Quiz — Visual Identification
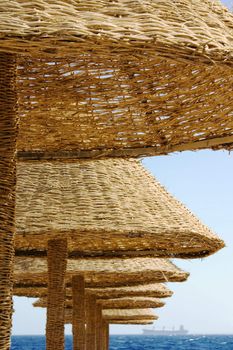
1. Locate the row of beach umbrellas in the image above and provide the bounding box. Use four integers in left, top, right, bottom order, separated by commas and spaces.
0, 0, 233, 349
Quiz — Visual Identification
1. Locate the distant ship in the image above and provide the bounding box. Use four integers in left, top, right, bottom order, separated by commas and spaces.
142, 325, 188, 336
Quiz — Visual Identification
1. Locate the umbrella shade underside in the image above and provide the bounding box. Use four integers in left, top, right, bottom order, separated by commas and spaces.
16, 55, 233, 159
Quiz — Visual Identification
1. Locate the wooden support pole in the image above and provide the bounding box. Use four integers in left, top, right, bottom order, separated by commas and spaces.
102, 322, 109, 350
96, 303, 103, 350
86, 294, 97, 350
106, 323, 109, 350
72, 275, 85, 350
46, 239, 67, 350
0, 53, 18, 350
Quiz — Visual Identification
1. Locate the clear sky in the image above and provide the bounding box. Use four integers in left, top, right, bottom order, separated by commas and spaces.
12, 0, 233, 337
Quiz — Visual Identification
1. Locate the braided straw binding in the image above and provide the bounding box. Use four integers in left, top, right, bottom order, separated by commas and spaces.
72, 275, 85, 350
0, 0, 233, 64
14, 257, 189, 287
34, 296, 165, 309
15, 160, 224, 259
14, 283, 173, 299
46, 239, 67, 350
16, 55, 233, 160
0, 53, 18, 350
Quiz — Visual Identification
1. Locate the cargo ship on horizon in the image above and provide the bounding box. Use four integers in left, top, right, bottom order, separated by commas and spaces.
142, 325, 188, 336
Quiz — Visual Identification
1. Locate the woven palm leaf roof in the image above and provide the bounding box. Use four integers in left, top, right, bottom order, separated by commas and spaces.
33, 296, 165, 309
15, 159, 224, 259
14, 257, 188, 287
14, 283, 172, 299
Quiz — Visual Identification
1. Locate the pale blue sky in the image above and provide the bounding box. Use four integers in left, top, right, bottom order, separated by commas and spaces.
12, 0, 233, 336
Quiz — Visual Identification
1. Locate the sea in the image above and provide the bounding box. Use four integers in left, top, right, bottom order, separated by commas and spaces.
11, 335, 233, 350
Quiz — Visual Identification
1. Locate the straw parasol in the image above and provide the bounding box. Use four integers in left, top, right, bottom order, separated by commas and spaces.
64, 307, 157, 350
15, 158, 211, 350
64, 307, 157, 324
67, 306, 158, 350
33, 296, 165, 310
14, 256, 188, 287
0, 1, 232, 160
14, 155, 224, 350
104, 320, 154, 325
1, 0, 232, 62
15, 257, 181, 350
13, 283, 173, 299
104, 309, 157, 321
15, 159, 224, 259
103, 309, 157, 350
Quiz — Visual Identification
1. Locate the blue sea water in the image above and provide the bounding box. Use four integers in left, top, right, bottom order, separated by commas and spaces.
11, 335, 233, 350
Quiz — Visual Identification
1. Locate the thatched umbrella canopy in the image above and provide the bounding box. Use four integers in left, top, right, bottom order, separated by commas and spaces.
64, 307, 157, 350
33, 284, 162, 350
15, 257, 181, 350
0, 1, 232, 160
14, 257, 188, 287
16, 160, 224, 259
65, 306, 158, 350
104, 320, 154, 325
100, 297, 164, 309
34, 296, 165, 310
104, 309, 157, 322
14, 282, 172, 299
64, 308, 157, 324
15, 158, 212, 350
1, 0, 232, 63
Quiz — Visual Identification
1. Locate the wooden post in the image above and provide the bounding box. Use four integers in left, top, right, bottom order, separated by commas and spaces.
0, 53, 18, 350
86, 294, 97, 350
102, 322, 109, 350
96, 303, 103, 350
46, 239, 67, 350
106, 322, 109, 350
72, 275, 85, 350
